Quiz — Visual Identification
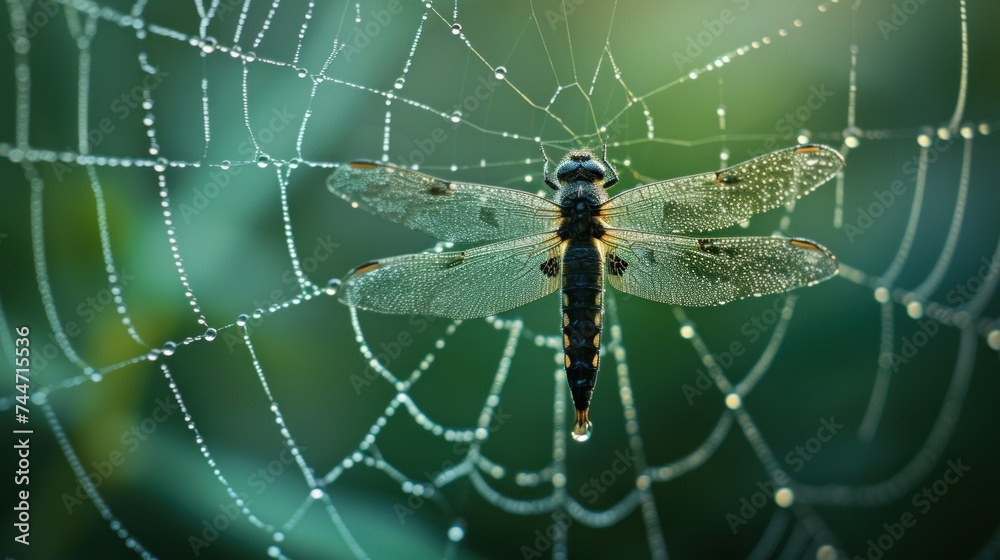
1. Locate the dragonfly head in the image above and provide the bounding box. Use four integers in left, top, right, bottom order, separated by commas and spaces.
554, 150, 614, 189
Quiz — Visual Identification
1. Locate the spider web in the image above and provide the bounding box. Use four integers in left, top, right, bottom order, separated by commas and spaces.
1, 0, 999, 558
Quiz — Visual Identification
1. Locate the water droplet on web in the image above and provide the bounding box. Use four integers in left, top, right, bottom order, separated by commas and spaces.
394, 77, 405, 89
775, 487, 794, 507
960, 123, 974, 139
719, 149, 730, 162
325, 278, 341, 296
978, 122, 991, 135
236, 314, 248, 327
936, 126, 951, 141
679, 322, 695, 339
220, 160, 231, 170
571, 424, 592, 442
229, 45, 242, 58
716, 105, 726, 117
162, 341, 177, 356
494, 66, 507, 80
842, 126, 861, 148
447, 519, 466, 542
450, 110, 462, 123
200, 36, 217, 54
288, 157, 301, 169
296, 67, 308, 79
245, 51, 257, 62
917, 127, 934, 147
153, 157, 168, 172
725, 393, 742, 409
203, 328, 217, 341
257, 154, 270, 167
451, 23, 462, 35
797, 129, 811, 144
987, 329, 1000, 350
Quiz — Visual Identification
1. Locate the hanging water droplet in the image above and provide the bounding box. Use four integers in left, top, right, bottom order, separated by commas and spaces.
296, 67, 308, 79
325, 278, 341, 296
842, 126, 861, 148
288, 157, 301, 169
719, 148, 730, 162
244, 51, 256, 62
716, 105, 726, 117
493, 66, 507, 80
201, 36, 217, 54
257, 154, 270, 167
571, 423, 592, 442
203, 328, 217, 341
394, 77, 405, 89
220, 160, 231, 170
161, 341, 177, 356
230, 45, 242, 58
796, 129, 811, 144
447, 519, 466, 542
450, 22, 462, 35
450, 110, 462, 123
236, 314, 249, 327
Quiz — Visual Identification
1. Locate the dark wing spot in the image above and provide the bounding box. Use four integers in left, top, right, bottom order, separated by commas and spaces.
428, 182, 456, 196
445, 252, 466, 268
480, 207, 500, 227
696, 239, 738, 257
540, 256, 560, 278
715, 171, 741, 185
607, 253, 629, 276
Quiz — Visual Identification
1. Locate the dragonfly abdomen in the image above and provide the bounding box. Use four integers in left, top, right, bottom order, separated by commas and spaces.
561, 238, 604, 442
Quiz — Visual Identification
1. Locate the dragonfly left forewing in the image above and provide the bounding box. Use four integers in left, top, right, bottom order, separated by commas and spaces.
340, 233, 564, 319
603, 144, 844, 234
602, 230, 837, 306
329, 161, 560, 243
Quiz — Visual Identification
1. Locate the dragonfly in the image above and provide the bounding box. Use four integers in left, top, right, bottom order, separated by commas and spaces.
328, 144, 843, 442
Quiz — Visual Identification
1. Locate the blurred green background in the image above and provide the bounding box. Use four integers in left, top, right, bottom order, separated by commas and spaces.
2, 0, 999, 559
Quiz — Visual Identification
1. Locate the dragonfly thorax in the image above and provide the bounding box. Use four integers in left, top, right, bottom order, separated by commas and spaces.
556, 184, 608, 240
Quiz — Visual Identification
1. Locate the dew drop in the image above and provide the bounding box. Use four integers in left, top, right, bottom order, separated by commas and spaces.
325, 278, 341, 296
719, 149, 730, 162
679, 322, 695, 339
843, 126, 861, 148
450, 23, 462, 35
797, 129, 812, 144
296, 67, 308, 79
236, 314, 249, 327
203, 328, 217, 342
200, 36, 217, 54
161, 341, 177, 356
917, 127, 934, 148
447, 519, 466, 542
775, 487, 795, 507
450, 110, 462, 123
493, 66, 507, 80
153, 157, 168, 172
257, 154, 270, 167
394, 77, 405, 89
571, 424, 592, 442
987, 329, 1000, 351
220, 160, 231, 170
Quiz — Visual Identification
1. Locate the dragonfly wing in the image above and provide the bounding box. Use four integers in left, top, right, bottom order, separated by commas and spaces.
340, 233, 564, 319
602, 230, 837, 306
604, 145, 844, 234
329, 161, 561, 243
